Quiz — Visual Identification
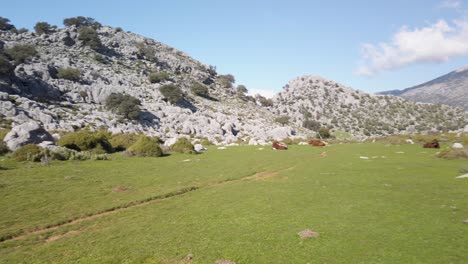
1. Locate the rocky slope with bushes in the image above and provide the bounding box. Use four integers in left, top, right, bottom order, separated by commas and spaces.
0, 17, 466, 151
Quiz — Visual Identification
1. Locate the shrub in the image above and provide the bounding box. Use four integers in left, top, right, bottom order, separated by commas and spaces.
0, 56, 14, 76
236, 85, 248, 94
34, 22, 55, 35
275, 116, 290, 126
4, 45, 38, 64
105, 93, 141, 120
171, 137, 195, 154
190, 82, 209, 97
255, 94, 273, 107
127, 136, 163, 157
437, 148, 468, 160
0, 142, 9, 155
148, 71, 170, 83
318, 127, 331, 139
0, 17, 15, 31
109, 133, 141, 151
12, 144, 43, 162
94, 54, 107, 64
58, 130, 113, 153
218, 74, 235, 88
160, 84, 184, 104
303, 119, 321, 131
78, 27, 102, 50
15, 28, 29, 34
57, 67, 81, 81
135, 42, 156, 61
63, 16, 101, 29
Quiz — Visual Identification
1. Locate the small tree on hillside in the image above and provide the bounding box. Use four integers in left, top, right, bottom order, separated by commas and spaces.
275, 115, 290, 126
303, 119, 321, 131
0, 17, 15, 31
148, 71, 170, 83
105, 93, 141, 120
78, 27, 102, 50
190, 82, 209, 97
63, 16, 101, 29
160, 84, 184, 104
236, 85, 248, 94
57, 67, 81, 82
34, 22, 56, 35
0, 56, 14, 76
218, 74, 235, 88
255, 94, 273, 107
4, 45, 38, 64
318, 127, 331, 139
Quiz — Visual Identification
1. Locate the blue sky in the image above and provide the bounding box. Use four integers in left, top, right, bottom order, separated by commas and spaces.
2, 0, 468, 96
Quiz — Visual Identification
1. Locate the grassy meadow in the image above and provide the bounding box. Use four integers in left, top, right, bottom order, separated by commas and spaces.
0, 143, 467, 263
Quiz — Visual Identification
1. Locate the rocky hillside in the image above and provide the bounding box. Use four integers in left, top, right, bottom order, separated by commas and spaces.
0, 20, 303, 145
271, 76, 467, 137
379, 66, 468, 110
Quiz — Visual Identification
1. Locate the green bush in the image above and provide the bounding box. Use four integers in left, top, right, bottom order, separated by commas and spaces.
0, 142, 9, 155
236, 85, 248, 94
105, 93, 141, 120
12, 144, 43, 162
318, 127, 331, 139
303, 119, 321, 131
255, 94, 273, 107
58, 130, 113, 153
34, 22, 55, 35
63, 16, 101, 29
57, 67, 81, 82
218, 74, 235, 88
0, 56, 13, 76
171, 137, 195, 154
127, 136, 163, 157
94, 54, 107, 64
190, 82, 209, 97
0, 17, 15, 31
78, 27, 102, 50
4, 45, 38, 64
160, 84, 184, 104
148, 71, 170, 83
135, 42, 156, 61
109, 133, 141, 151
275, 116, 290, 126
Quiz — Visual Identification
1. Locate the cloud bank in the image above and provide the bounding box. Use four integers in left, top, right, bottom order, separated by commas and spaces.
357, 19, 468, 76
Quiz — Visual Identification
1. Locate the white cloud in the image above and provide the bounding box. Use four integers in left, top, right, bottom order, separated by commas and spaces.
357, 19, 468, 76
247, 88, 278, 98
440, 0, 462, 9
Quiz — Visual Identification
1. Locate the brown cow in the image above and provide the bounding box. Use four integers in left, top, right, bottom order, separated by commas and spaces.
309, 140, 326, 147
272, 142, 288, 150
423, 139, 440, 149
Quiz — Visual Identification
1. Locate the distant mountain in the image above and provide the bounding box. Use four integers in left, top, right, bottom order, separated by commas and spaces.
379, 66, 468, 110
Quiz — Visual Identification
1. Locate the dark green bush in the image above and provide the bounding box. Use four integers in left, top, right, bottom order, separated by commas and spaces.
148, 71, 169, 83
190, 82, 209, 97
105, 93, 141, 120
303, 119, 321, 131
318, 127, 331, 139
12, 144, 43, 162
135, 42, 156, 61
58, 130, 113, 153
236, 85, 248, 94
275, 116, 290, 126
0, 17, 15, 31
78, 27, 102, 50
160, 84, 184, 104
57, 67, 81, 82
218, 74, 235, 88
0, 56, 14, 76
63, 16, 101, 29
94, 54, 107, 64
0, 142, 9, 155
255, 94, 273, 107
109, 133, 141, 151
171, 137, 195, 154
437, 148, 468, 160
127, 136, 163, 157
34, 22, 55, 35
4, 45, 38, 64
15, 28, 29, 34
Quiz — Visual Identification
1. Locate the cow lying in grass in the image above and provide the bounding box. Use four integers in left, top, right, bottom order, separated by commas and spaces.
272, 142, 288, 150
309, 140, 326, 147
423, 139, 440, 149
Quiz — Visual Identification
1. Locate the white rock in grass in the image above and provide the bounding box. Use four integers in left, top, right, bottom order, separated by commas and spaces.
452, 143, 464, 149
456, 174, 468, 179
359, 156, 369, 159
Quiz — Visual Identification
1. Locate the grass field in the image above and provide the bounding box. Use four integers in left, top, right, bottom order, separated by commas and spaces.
0, 143, 467, 263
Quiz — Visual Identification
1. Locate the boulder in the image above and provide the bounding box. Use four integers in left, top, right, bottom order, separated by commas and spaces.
298, 141, 308, 145
452, 142, 464, 149
3, 121, 53, 151
248, 138, 258, 146
194, 144, 206, 152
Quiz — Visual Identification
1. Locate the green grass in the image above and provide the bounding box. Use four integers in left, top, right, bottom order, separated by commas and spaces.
0, 143, 467, 263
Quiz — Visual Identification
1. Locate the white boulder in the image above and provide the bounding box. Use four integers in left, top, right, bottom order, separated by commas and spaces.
194, 144, 207, 152
3, 121, 53, 151
452, 142, 464, 149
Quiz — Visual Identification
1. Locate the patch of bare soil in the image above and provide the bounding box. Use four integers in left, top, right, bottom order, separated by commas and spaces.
45, 230, 81, 243
112, 187, 129, 192
216, 260, 236, 264
298, 229, 319, 239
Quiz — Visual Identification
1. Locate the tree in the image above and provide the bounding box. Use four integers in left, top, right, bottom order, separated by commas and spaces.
191, 82, 209, 97
57, 67, 81, 82
0, 17, 15, 31
303, 119, 321, 131
78, 27, 102, 50
275, 116, 290, 126
236, 85, 248, 94
255, 94, 273, 107
160, 84, 184, 104
4, 45, 38, 64
105, 93, 141, 120
318, 127, 331, 139
34, 22, 55, 35
218, 74, 235, 88
63, 16, 101, 29
148, 71, 169, 83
